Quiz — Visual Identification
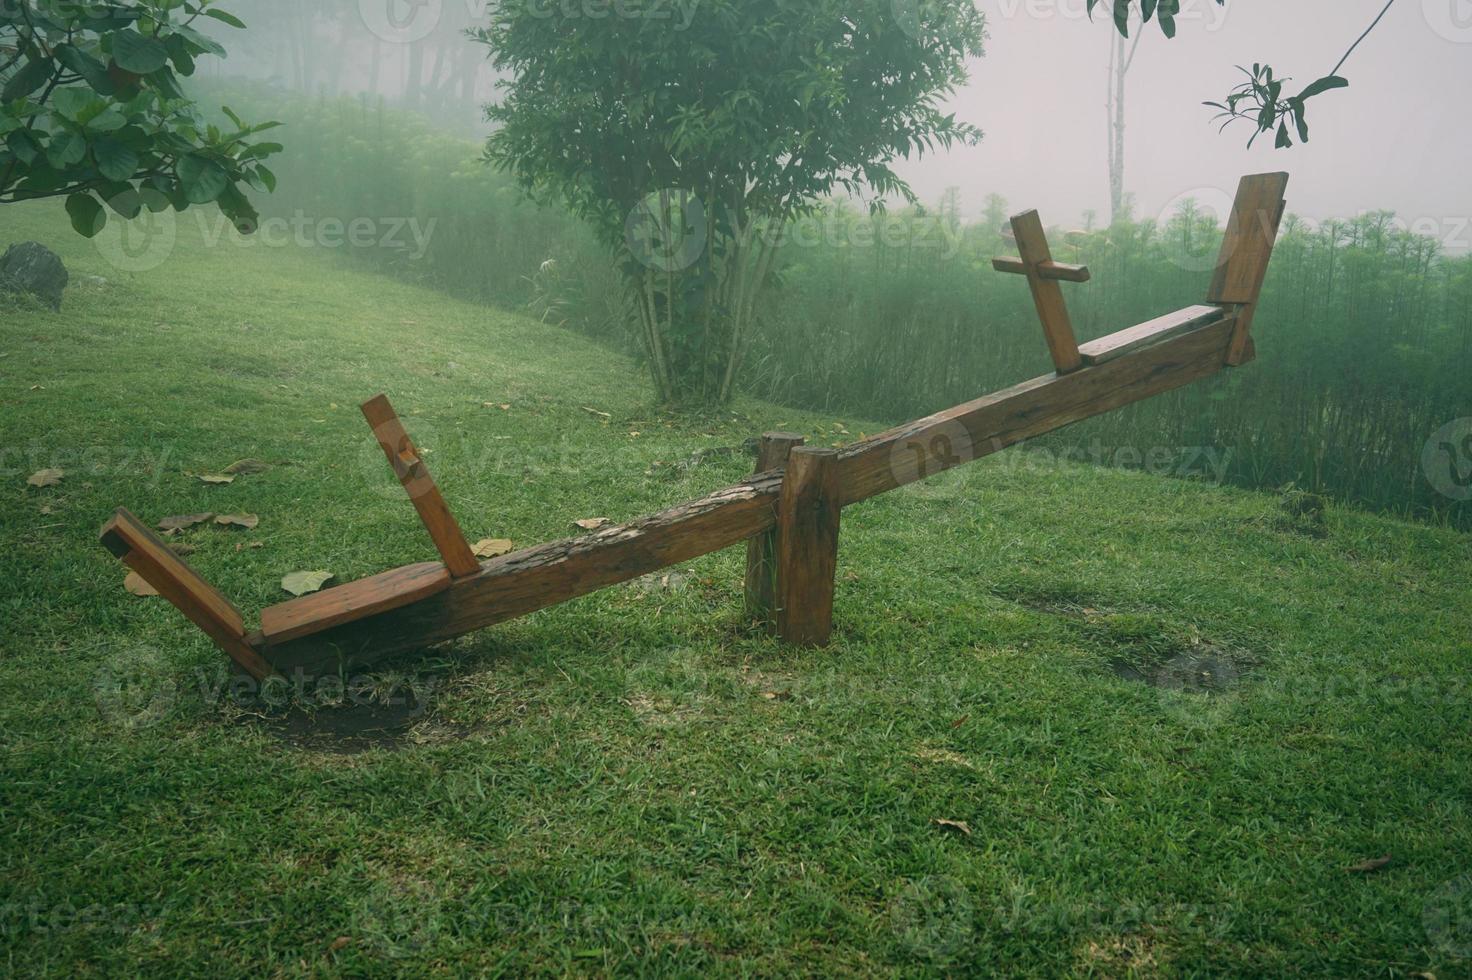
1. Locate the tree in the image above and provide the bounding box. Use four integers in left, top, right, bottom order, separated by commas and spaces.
0, 0, 280, 238
474, 0, 985, 406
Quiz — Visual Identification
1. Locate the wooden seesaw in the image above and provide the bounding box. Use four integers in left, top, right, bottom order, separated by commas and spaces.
100, 173, 1289, 681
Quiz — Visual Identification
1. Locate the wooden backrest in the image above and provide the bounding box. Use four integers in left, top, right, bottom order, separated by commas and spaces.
1207, 172, 1290, 306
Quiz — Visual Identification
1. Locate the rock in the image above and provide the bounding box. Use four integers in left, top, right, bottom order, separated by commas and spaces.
0, 242, 69, 310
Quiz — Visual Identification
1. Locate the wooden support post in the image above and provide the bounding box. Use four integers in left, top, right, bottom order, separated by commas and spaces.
100, 508, 276, 680
361, 394, 482, 579
994, 210, 1085, 374
744, 432, 805, 626
775, 447, 842, 647
1207, 172, 1290, 366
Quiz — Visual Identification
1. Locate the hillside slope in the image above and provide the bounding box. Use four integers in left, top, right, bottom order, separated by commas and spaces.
2, 202, 1469, 977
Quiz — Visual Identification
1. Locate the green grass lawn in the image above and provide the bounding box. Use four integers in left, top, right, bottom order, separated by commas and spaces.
2, 202, 1470, 978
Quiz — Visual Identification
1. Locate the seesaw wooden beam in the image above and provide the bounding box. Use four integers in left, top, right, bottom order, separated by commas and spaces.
260, 310, 1240, 674
836, 311, 1240, 506
263, 471, 790, 675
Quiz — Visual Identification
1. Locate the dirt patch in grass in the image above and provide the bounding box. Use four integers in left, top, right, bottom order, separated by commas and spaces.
252, 694, 438, 754
994, 586, 1257, 694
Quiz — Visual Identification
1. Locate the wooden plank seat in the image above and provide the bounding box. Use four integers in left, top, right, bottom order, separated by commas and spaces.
1077, 304, 1226, 366
259, 561, 454, 647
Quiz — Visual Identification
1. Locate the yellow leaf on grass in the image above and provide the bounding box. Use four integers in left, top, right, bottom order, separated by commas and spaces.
223, 459, 271, 475
124, 571, 158, 597
158, 513, 213, 531
282, 570, 334, 596
574, 518, 611, 531
473, 538, 515, 559
27, 468, 64, 488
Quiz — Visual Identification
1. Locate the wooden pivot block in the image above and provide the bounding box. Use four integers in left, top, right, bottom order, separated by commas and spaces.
775, 447, 842, 648
361, 393, 482, 579
744, 432, 805, 626
100, 508, 275, 680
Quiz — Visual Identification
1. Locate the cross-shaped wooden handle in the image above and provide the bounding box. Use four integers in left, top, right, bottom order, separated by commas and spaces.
993, 210, 1087, 374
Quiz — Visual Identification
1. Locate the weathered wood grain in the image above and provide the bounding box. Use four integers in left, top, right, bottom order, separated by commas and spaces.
836, 314, 1239, 506
744, 433, 805, 625
775, 448, 842, 648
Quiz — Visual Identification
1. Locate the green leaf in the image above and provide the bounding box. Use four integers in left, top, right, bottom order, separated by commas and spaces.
112, 31, 170, 74
177, 153, 228, 203
1298, 74, 1349, 101
94, 137, 141, 182
53, 44, 115, 95
203, 8, 247, 29
2, 57, 53, 103
66, 193, 108, 238
46, 130, 88, 168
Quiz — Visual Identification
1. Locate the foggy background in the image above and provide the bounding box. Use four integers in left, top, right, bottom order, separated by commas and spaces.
212, 0, 1472, 242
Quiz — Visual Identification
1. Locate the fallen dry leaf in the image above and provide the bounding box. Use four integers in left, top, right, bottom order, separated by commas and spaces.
197, 474, 235, 485
223, 458, 271, 475
1347, 855, 1393, 874
215, 514, 260, 530
124, 571, 158, 597
282, 570, 334, 597
473, 538, 515, 559
26, 468, 64, 488
574, 518, 612, 531
158, 513, 213, 531
582, 406, 612, 419
933, 819, 972, 836
329, 936, 352, 953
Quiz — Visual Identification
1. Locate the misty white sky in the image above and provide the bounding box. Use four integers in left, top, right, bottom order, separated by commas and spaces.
896, 0, 1472, 238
